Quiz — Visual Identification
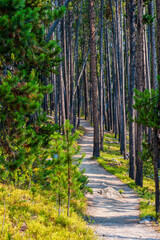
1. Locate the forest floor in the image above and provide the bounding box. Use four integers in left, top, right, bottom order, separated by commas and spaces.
78, 119, 160, 240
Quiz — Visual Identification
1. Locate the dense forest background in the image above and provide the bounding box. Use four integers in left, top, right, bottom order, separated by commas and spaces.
0, 0, 160, 237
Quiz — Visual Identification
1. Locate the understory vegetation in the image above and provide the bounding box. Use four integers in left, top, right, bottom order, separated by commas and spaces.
0, 182, 95, 240
0, 1, 94, 239
0, 120, 94, 239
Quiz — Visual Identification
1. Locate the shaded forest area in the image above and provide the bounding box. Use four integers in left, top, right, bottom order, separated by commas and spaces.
0, 0, 160, 234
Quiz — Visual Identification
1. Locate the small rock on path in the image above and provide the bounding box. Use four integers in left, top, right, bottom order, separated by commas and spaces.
77, 119, 160, 240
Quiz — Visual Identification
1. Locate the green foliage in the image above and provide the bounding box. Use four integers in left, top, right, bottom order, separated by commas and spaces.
143, 13, 154, 25
141, 139, 154, 177
0, 183, 95, 240
0, 0, 62, 177
118, 189, 124, 194
134, 88, 159, 129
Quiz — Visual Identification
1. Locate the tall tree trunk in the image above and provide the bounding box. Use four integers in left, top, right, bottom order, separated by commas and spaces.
105, 29, 113, 131
144, 27, 151, 91
115, 0, 125, 155
69, 10, 74, 125
58, 8, 66, 127
89, 0, 100, 157
100, 0, 104, 151
120, 0, 127, 158
149, 1, 158, 89
136, 0, 143, 187
54, 73, 58, 124
110, 0, 118, 138
152, 129, 160, 216
156, 0, 160, 120
62, 14, 69, 119
154, 0, 160, 215
129, 0, 136, 179
124, 3, 130, 118
50, 73, 53, 115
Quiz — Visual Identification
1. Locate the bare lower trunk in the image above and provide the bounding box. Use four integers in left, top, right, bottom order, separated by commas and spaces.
89, 0, 100, 157
100, 0, 104, 151
152, 129, 160, 215
136, 0, 143, 187
129, 0, 136, 179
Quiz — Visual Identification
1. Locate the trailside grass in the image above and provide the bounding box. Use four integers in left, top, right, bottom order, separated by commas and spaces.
97, 132, 157, 221
0, 183, 95, 240
0, 127, 95, 240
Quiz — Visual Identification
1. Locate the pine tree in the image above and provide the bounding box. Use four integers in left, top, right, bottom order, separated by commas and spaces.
0, 0, 61, 179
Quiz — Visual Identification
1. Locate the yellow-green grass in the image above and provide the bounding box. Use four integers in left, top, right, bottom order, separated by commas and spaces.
97, 132, 157, 221
0, 184, 95, 240
76, 126, 86, 138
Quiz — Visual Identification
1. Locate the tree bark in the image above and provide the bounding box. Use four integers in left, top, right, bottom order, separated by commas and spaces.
136, 0, 143, 187
129, 0, 136, 179
89, 0, 100, 157
152, 129, 160, 215
100, 0, 104, 151
149, 1, 158, 89
68, 10, 74, 125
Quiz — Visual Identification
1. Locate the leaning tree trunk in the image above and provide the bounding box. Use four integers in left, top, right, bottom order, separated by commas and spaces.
82, 24, 89, 120
89, 0, 100, 157
115, 0, 126, 156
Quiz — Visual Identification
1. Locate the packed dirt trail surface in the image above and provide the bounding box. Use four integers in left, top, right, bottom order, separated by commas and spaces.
77, 119, 160, 240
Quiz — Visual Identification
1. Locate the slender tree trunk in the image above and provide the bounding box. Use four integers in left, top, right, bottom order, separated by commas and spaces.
149, 1, 158, 89
50, 73, 54, 115
115, 0, 125, 155
156, 0, 160, 119
54, 73, 58, 124
136, 0, 144, 187
124, 6, 130, 119
84, 66, 89, 120
58, 13, 66, 126
100, 0, 104, 151
62, 14, 69, 119
110, 0, 118, 138
68, 11, 74, 125
89, 0, 100, 157
106, 29, 113, 131
154, 0, 160, 215
129, 0, 136, 179
152, 129, 160, 215
120, 0, 127, 158
144, 28, 151, 91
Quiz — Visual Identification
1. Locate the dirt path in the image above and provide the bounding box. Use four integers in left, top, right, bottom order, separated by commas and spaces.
78, 119, 160, 240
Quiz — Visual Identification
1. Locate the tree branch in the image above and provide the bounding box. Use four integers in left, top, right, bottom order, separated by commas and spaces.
73, 49, 90, 97
45, 0, 73, 43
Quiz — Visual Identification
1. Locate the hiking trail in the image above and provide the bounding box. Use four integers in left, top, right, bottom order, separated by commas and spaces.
77, 119, 160, 240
